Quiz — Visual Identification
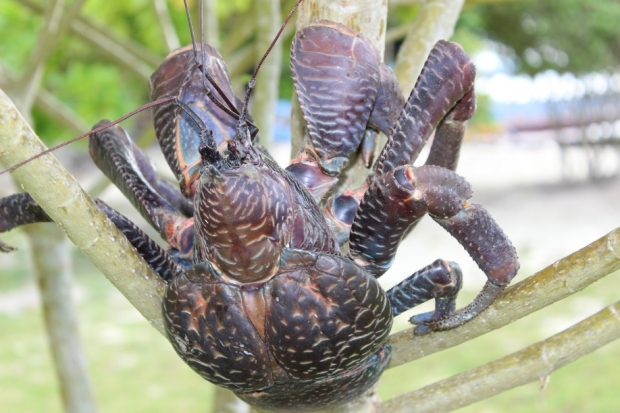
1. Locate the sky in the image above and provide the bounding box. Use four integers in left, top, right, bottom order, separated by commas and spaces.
473, 49, 620, 105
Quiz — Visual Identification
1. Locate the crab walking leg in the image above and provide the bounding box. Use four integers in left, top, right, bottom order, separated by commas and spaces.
89, 121, 195, 255
0, 192, 52, 232
349, 164, 519, 330
374, 40, 476, 175
424, 88, 476, 171
349, 165, 472, 277
0, 192, 52, 251
423, 203, 519, 330
322, 41, 476, 243
386, 259, 463, 319
0, 193, 187, 278
95, 200, 186, 279
399, 86, 478, 238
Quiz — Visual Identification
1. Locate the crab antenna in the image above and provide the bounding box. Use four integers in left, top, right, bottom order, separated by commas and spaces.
194, 0, 239, 115
0, 96, 177, 176
195, 0, 237, 115
182, 0, 198, 56
200, 0, 204, 47
182, 0, 239, 119
237, 0, 303, 133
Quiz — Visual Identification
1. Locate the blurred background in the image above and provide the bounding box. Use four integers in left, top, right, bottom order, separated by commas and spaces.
1, 0, 620, 412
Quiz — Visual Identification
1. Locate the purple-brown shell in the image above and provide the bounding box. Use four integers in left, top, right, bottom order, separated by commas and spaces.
291, 21, 382, 174
163, 249, 392, 411
149, 44, 239, 197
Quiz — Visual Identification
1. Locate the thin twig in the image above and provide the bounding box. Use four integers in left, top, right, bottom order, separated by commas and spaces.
219, 0, 297, 58
153, 0, 181, 52
379, 299, 620, 412
18, 0, 159, 79
35, 89, 90, 134
17, 0, 88, 92
387, 227, 620, 368
385, 23, 411, 44
0, 63, 89, 135
201, 0, 219, 48
252, 0, 282, 147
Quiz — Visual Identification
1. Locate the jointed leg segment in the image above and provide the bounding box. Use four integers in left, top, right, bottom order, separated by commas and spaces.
89, 121, 195, 256
387, 259, 463, 333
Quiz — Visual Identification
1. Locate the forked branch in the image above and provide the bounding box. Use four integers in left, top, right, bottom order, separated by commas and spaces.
379, 299, 620, 412
387, 227, 620, 367
0, 88, 167, 335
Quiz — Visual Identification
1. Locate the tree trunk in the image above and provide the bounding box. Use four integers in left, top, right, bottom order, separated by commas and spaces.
25, 223, 98, 413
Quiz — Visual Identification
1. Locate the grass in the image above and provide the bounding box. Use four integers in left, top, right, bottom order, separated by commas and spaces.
0, 233, 215, 413
1, 231, 619, 412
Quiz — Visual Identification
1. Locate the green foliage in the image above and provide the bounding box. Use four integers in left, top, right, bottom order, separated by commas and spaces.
464, 0, 620, 75
0, 3, 40, 71
4, 0, 619, 148
0, 1, 169, 144
389, 4, 420, 26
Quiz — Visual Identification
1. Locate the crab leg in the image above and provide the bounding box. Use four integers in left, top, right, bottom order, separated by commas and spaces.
95, 200, 186, 279
89, 121, 195, 256
0, 192, 51, 252
374, 41, 476, 176
323, 40, 476, 244
0, 192, 187, 279
348, 165, 519, 330
1, 191, 190, 278
386, 259, 462, 323
424, 88, 476, 171
0, 192, 52, 233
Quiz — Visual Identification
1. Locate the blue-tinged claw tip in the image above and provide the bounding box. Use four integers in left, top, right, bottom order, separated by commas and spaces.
410, 311, 435, 325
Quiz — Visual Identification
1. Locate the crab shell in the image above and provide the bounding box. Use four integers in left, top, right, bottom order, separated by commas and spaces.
163, 248, 392, 411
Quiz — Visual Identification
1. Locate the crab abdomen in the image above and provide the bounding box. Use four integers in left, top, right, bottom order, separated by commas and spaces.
163, 249, 392, 409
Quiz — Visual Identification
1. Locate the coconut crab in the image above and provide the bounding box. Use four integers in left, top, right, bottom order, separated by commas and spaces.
0, 7, 519, 413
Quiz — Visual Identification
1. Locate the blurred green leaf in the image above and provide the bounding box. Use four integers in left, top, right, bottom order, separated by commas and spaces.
462, 0, 620, 75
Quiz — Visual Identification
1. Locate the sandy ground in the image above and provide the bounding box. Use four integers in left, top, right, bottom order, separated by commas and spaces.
1, 140, 619, 320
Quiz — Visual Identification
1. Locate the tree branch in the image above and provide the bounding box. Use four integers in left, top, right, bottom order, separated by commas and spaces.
379, 299, 620, 412
393, 0, 465, 94
25, 223, 98, 413
387, 227, 620, 368
0, 88, 167, 335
